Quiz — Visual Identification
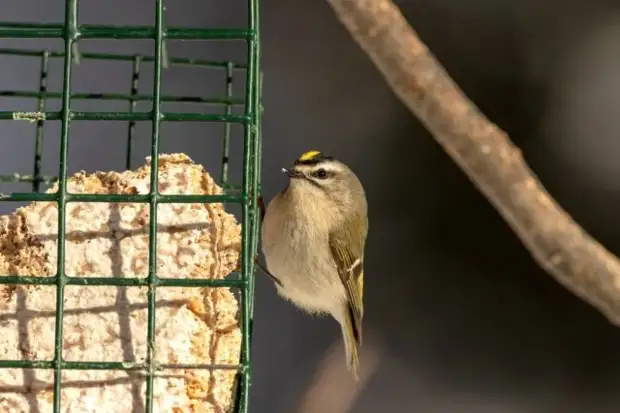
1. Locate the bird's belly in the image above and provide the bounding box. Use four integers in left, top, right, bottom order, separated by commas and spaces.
264, 239, 345, 315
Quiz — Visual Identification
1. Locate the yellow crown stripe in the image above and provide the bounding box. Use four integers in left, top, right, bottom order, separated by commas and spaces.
298, 150, 322, 162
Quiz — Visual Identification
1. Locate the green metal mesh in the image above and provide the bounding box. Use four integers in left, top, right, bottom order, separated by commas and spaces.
0, 1, 261, 412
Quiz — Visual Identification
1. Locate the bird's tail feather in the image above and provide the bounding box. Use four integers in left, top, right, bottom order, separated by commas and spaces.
340, 306, 361, 381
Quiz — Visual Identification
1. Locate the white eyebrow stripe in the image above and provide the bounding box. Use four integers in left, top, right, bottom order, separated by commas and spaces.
320, 164, 341, 173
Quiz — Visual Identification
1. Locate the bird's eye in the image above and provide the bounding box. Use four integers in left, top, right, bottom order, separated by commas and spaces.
315, 169, 328, 179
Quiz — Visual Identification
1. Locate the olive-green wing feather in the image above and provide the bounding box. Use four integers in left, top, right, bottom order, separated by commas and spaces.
329, 213, 368, 345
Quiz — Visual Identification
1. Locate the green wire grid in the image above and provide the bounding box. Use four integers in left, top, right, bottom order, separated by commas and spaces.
0, 0, 261, 412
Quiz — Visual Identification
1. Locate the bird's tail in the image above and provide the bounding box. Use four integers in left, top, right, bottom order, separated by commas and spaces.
339, 305, 361, 381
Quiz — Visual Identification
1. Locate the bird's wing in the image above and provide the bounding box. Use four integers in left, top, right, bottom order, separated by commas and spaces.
329, 213, 368, 344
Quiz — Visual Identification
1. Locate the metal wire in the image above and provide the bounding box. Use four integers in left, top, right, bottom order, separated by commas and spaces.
0, 0, 260, 411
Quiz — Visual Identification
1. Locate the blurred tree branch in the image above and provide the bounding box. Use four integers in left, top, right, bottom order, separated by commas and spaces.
296, 336, 383, 413
325, 0, 620, 324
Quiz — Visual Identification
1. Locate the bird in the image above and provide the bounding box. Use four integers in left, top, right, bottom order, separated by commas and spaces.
260, 150, 368, 379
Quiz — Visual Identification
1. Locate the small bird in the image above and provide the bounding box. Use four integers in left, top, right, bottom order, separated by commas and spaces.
261, 150, 368, 379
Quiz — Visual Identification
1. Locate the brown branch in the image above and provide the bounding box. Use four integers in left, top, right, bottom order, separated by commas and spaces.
295, 336, 382, 413
325, 0, 620, 324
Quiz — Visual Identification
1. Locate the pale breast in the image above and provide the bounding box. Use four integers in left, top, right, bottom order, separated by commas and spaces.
261, 194, 346, 314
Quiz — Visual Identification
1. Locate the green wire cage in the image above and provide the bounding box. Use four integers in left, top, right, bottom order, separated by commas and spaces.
0, 0, 261, 412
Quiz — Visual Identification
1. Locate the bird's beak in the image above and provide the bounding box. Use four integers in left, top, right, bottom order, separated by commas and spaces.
282, 168, 303, 179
